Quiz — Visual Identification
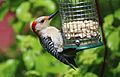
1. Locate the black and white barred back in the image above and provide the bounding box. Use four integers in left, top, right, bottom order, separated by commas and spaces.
39, 36, 68, 63
39, 36, 77, 69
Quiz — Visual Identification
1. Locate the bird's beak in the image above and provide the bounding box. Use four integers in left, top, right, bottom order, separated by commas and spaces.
48, 10, 59, 20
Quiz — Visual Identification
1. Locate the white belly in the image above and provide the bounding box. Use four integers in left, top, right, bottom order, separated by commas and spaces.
40, 27, 63, 52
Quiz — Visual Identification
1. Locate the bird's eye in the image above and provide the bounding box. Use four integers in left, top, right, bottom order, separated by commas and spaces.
40, 20, 45, 23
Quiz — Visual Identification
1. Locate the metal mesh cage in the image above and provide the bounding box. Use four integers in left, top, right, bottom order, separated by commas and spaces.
57, 0, 103, 50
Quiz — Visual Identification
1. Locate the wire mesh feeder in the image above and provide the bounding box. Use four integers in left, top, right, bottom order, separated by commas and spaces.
57, 0, 103, 51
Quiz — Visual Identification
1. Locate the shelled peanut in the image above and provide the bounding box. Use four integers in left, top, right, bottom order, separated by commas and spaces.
62, 20, 100, 39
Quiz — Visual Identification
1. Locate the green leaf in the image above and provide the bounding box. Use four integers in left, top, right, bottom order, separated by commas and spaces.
6, 0, 23, 12
104, 14, 114, 25
84, 72, 98, 77
112, 62, 120, 74
103, 14, 115, 37
79, 49, 98, 65
35, 53, 67, 76
47, 61, 67, 74
23, 51, 35, 70
118, 26, 120, 31
107, 30, 119, 51
25, 70, 40, 77
16, 35, 42, 70
17, 1, 30, 12
16, 1, 32, 22
0, 2, 9, 20
33, 0, 56, 13
12, 21, 23, 34
64, 69, 82, 77
115, 9, 120, 20
16, 35, 42, 53
35, 54, 49, 77
0, 59, 18, 77
103, 22, 112, 37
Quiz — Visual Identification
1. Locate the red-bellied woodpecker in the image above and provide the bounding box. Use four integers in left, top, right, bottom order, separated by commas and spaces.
30, 11, 77, 69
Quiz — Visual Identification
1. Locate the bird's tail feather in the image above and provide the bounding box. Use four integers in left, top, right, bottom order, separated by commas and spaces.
59, 54, 77, 70
61, 48, 78, 69
64, 55, 78, 68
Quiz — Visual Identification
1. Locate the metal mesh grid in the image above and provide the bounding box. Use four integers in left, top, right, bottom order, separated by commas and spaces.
57, 0, 102, 50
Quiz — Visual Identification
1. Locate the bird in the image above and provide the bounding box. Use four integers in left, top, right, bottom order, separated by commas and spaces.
30, 11, 77, 69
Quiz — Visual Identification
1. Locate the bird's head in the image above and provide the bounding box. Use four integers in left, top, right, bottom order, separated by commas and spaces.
30, 11, 58, 34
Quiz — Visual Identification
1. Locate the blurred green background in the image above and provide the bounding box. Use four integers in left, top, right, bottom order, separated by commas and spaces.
0, 0, 120, 77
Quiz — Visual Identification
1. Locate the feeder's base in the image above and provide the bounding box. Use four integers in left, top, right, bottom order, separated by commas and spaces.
63, 41, 103, 52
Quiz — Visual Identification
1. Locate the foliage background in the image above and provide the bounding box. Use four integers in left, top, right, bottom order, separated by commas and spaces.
0, 0, 120, 77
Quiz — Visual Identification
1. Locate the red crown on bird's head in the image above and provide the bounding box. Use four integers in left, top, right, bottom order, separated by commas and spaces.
31, 20, 37, 32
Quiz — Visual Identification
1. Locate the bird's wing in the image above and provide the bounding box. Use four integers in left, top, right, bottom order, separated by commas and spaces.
39, 35, 76, 69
